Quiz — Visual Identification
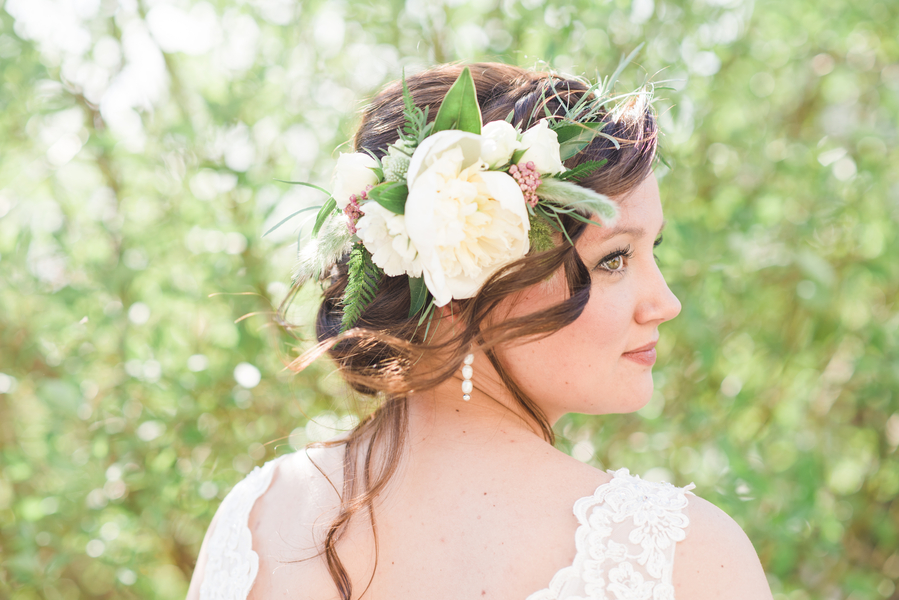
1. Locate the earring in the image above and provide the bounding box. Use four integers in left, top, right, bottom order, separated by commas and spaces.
461, 353, 474, 401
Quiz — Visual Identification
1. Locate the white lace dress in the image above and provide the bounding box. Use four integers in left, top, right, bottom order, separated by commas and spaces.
198, 456, 694, 600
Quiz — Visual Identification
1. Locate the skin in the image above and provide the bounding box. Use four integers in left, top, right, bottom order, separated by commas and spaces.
187, 173, 773, 600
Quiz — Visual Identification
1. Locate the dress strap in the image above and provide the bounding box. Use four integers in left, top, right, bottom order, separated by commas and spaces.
199, 455, 288, 600
528, 468, 695, 600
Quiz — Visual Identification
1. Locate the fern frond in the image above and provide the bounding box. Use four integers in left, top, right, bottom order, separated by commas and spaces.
557, 159, 607, 182
340, 243, 383, 332
398, 72, 433, 148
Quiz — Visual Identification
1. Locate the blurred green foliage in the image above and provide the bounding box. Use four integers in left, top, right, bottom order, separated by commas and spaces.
1, 0, 897, 598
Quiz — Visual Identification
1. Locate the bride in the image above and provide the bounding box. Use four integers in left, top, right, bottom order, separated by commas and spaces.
187, 62, 773, 600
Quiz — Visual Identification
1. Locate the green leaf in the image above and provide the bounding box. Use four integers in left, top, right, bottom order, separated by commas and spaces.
263, 205, 322, 237
408, 276, 429, 318
312, 197, 338, 237
608, 43, 645, 93
554, 122, 605, 143
273, 179, 333, 197
510, 148, 527, 165
556, 122, 607, 160
366, 182, 408, 214
432, 67, 482, 134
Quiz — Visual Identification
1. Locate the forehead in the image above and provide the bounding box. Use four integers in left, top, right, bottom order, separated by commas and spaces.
580, 173, 662, 245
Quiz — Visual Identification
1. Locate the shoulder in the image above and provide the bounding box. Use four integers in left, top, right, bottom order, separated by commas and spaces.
246, 443, 347, 597
249, 443, 345, 538
674, 494, 773, 600
185, 444, 346, 600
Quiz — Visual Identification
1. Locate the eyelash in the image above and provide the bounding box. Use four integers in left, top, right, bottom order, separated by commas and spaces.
595, 235, 665, 274
597, 245, 634, 274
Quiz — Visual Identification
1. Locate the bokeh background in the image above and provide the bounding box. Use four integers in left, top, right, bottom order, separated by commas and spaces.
1, 0, 897, 598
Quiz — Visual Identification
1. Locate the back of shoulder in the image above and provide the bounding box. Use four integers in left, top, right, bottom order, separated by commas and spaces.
675, 495, 773, 600
185, 444, 346, 600
250, 443, 345, 542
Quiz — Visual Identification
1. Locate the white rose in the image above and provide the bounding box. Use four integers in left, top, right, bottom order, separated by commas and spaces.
480, 120, 521, 168
356, 202, 423, 278
331, 152, 379, 210
404, 131, 531, 306
518, 119, 566, 175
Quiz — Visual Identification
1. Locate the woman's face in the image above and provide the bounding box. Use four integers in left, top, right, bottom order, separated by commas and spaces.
498, 173, 681, 423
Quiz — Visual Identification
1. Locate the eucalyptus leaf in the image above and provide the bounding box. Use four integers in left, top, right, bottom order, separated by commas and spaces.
432, 67, 482, 134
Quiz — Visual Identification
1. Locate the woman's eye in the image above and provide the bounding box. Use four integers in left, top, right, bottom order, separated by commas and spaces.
602, 255, 625, 271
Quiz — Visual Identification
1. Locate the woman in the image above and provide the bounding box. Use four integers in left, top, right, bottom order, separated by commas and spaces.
187, 62, 773, 600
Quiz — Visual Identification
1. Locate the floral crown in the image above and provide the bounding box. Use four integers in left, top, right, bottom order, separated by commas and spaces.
285, 67, 631, 333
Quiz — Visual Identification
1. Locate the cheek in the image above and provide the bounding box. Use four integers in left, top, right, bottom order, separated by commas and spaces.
497, 285, 632, 393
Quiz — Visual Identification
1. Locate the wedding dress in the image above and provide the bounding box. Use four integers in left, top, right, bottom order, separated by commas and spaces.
197, 451, 695, 600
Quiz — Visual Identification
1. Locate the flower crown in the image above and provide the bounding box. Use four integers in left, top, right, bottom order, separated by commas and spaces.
286, 67, 626, 333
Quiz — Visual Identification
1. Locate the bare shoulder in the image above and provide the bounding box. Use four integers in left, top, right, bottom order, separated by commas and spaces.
185, 444, 346, 600
247, 443, 347, 597
250, 443, 345, 534
674, 494, 773, 600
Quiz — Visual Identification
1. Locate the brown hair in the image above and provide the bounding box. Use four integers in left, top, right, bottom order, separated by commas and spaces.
280, 62, 658, 599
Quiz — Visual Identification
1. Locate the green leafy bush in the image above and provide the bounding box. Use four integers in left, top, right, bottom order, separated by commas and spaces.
1, 1, 896, 598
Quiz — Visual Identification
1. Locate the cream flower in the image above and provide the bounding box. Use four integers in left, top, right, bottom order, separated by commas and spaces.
480, 120, 521, 168
331, 152, 379, 210
518, 119, 566, 175
355, 202, 423, 277
404, 131, 530, 306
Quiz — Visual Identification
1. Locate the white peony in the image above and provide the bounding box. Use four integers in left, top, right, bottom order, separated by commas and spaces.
404, 130, 531, 306
518, 119, 566, 175
480, 120, 521, 168
356, 202, 423, 277
331, 152, 379, 210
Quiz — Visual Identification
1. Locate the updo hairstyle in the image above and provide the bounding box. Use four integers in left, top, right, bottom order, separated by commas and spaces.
281, 62, 658, 600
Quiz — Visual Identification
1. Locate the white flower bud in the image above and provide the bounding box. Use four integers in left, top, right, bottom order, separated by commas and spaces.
518, 119, 566, 175
480, 120, 521, 169
331, 153, 379, 210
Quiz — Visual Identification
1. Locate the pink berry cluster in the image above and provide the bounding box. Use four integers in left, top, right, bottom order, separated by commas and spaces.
344, 185, 372, 234
509, 161, 542, 207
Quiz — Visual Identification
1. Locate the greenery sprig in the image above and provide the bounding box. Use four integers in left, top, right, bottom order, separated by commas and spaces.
341, 243, 383, 332
398, 73, 434, 149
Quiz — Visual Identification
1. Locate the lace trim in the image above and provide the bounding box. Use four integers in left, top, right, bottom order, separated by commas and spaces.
526, 468, 695, 600
198, 455, 287, 600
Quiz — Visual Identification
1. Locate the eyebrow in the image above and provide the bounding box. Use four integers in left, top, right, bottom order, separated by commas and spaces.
601, 220, 666, 239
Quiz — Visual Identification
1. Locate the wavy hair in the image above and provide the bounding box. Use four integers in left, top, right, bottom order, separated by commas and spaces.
278, 62, 659, 600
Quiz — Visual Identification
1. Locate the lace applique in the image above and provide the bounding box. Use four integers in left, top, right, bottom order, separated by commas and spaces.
199, 456, 287, 600
527, 468, 695, 600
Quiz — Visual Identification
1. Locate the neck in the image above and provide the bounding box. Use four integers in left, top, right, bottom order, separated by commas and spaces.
405, 354, 554, 455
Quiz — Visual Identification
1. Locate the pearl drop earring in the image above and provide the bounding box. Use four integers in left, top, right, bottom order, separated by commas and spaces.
461, 353, 474, 401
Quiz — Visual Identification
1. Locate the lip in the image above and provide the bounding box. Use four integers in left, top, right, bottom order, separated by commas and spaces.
622, 341, 658, 366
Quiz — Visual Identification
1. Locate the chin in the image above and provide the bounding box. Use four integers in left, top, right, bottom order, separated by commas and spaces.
619, 374, 655, 414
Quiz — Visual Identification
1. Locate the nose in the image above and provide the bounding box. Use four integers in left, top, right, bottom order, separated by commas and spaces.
635, 262, 682, 325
